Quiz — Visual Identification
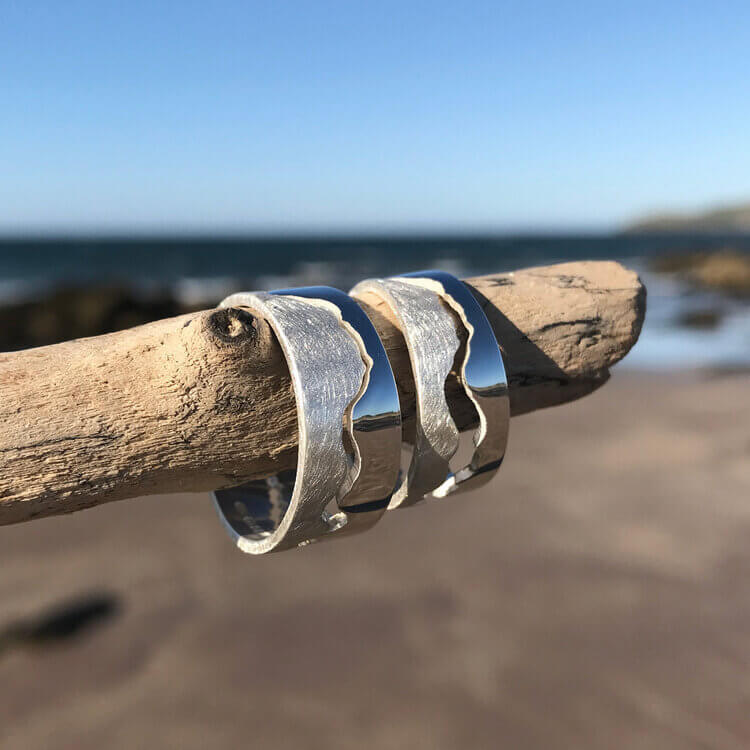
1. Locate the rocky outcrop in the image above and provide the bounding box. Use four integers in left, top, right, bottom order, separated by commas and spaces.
0, 286, 199, 352
650, 249, 750, 296
628, 201, 750, 232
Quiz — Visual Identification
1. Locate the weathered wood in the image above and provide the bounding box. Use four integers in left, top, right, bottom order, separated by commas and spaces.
0, 261, 645, 526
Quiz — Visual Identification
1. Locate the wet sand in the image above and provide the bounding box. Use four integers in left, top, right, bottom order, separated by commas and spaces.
0, 372, 748, 749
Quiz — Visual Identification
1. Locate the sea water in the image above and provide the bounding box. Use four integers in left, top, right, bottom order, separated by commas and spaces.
0, 233, 748, 369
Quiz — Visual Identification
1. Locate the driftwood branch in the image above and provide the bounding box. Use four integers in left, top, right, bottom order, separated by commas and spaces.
0, 261, 645, 526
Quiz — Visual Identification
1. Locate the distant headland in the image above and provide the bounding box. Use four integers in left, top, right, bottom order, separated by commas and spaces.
626, 200, 750, 233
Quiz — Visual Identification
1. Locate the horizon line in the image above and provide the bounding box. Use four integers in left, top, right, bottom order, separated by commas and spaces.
0, 223, 624, 241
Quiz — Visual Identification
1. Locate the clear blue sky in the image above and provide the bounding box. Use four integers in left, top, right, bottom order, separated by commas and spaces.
2, 1, 749, 233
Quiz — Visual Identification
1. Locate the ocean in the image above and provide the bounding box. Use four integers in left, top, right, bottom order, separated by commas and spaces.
1, 233, 749, 369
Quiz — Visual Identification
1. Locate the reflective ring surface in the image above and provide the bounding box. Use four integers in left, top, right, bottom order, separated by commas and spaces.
400, 270, 510, 497
212, 290, 366, 553
350, 278, 461, 508
266, 286, 402, 536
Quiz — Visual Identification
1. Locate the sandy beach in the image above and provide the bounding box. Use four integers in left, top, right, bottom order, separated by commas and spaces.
0, 371, 748, 749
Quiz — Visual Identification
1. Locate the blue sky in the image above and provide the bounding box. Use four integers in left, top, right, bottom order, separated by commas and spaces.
2, 1, 749, 233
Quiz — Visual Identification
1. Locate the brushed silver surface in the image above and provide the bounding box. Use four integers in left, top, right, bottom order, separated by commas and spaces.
212, 291, 366, 554
261, 286, 402, 537
400, 271, 510, 497
350, 278, 461, 508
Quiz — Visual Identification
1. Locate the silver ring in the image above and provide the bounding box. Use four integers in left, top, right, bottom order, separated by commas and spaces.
350, 278, 462, 508
213, 287, 402, 553
264, 286, 402, 536
399, 271, 510, 497
212, 290, 365, 553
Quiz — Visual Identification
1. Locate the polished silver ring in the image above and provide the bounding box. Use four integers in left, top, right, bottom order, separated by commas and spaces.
350, 278, 462, 508
260, 286, 402, 536
213, 287, 401, 553
399, 270, 509, 497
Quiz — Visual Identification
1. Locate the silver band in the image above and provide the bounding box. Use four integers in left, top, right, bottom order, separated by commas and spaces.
350, 278, 462, 508
213, 287, 402, 553
399, 271, 510, 497
266, 286, 402, 536
212, 291, 365, 553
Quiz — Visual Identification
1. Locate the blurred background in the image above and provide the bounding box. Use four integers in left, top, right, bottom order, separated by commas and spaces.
1, 2, 748, 748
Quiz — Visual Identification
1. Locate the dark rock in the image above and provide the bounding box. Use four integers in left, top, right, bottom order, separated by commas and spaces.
676, 308, 724, 330
0, 285, 201, 352
650, 249, 750, 297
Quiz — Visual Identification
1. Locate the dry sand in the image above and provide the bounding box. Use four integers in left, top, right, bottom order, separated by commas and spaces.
0, 372, 748, 750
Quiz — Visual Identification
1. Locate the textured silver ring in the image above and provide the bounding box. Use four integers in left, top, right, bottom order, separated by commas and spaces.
253, 286, 402, 536
350, 278, 462, 508
212, 290, 366, 553
399, 270, 510, 497
213, 287, 402, 553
